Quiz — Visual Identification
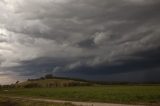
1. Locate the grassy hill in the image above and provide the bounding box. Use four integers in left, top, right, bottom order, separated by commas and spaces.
15, 77, 92, 88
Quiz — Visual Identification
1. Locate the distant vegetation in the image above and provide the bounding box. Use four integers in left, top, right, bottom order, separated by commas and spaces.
27, 74, 88, 82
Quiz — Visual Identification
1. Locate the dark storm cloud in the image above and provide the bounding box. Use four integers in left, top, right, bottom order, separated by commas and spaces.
0, 0, 160, 83
54, 47, 160, 82
76, 47, 160, 75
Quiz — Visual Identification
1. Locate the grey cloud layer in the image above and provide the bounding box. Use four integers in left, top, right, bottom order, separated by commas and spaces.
0, 0, 160, 82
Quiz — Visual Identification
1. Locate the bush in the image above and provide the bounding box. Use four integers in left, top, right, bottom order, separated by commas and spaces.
24, 83, 42, 88
44, 74, 54, 79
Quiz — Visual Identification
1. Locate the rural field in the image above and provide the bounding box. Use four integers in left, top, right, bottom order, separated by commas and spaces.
0, 85, 160, 105
0, 96, 75, 106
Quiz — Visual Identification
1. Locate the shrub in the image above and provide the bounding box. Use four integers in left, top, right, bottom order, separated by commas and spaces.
44, 74, 54, 79
24, 83, 42, 88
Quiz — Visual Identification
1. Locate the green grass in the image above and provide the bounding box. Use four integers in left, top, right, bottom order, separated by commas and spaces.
0, 97, 75, 106
1, 85, 160, 104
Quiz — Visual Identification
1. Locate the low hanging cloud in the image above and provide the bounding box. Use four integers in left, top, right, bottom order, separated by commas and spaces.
0, 0, 160, 83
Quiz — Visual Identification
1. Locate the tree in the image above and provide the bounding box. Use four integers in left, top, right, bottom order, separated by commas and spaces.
15, 80, 19, 84
44, 74, 54, 79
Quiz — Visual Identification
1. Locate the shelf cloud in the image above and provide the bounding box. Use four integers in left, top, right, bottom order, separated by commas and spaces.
0, 0, 160, 84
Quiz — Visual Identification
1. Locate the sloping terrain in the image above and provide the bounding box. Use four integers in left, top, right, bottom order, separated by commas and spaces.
16, 78, 92, 88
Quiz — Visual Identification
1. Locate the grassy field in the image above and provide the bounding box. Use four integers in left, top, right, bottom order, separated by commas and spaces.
0, 85, 160, 105
0, 97, 75, 106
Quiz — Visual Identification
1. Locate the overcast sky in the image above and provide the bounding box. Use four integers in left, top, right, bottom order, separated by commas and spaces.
0, 0, 160, 84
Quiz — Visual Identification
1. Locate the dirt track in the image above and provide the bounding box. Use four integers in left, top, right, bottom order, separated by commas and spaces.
2, 96, 145, 106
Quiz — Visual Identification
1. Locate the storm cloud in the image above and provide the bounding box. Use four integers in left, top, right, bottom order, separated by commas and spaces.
0, 0, 160, 84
